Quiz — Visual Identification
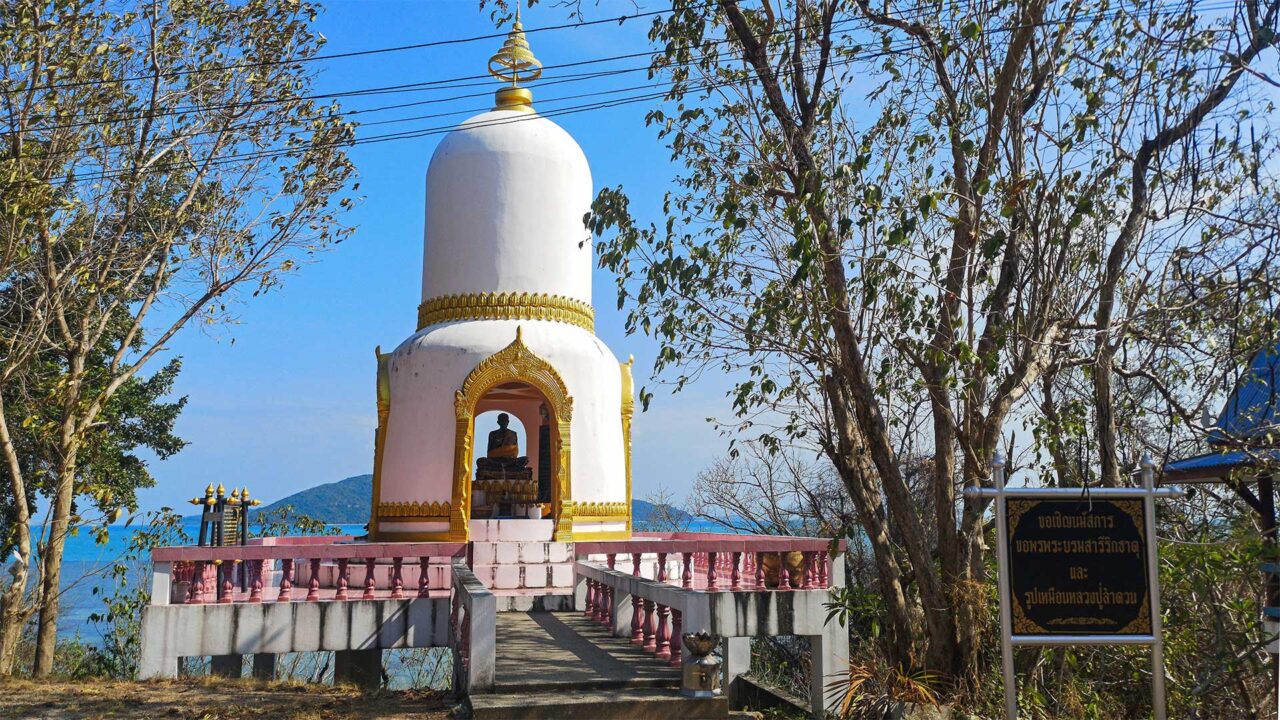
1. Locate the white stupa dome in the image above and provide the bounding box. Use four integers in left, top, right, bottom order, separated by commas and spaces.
422, 109, 593, 304
370, 16, 633, 544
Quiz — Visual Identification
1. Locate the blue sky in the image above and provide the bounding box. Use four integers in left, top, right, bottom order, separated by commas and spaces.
134, 1, 733, 513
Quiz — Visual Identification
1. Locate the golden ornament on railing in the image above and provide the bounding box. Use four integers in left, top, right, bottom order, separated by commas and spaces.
487, 8, 542, 111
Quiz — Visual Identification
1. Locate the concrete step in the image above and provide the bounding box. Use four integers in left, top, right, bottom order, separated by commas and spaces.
468, 687, 729, 720
472, 562, 573, 589
494, 593, 574, 612
493, 671, 677, 694
471, 540, 573, 565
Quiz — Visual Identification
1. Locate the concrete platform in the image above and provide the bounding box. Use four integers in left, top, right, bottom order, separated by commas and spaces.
469, 687, 729, 719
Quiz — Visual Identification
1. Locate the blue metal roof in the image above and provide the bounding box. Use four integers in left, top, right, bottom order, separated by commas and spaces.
1164, 448, 1280, 481
1210, 342, 1280, 445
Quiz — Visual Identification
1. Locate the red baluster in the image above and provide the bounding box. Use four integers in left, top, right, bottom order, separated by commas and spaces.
220, 562, 234, 603
630, 554, 644, 644
335, 559, 349, 601
642, 599, 657, 652
781, 556, 791, 589
307, 559, 321, 601
669, 609, 683, 666
607, 553, 616, 570
188, 561, 205, 604
418, 557, 430, 598
278, 559, 294, 602
248, 560, 263, 602
656, 604, 671, 659
391, 558, 405, 599
363, 558, 378, 600
585, 578, 596, 617
605, 585, 615, 626
731, 552, 742, 589
707, 552, 718, 590
656, 553, 668, 584
755, 552, 765, 589
801, 552, 815, 589
818, 554, 829, 587
681, 553, 692, 588
596, 583, 610, 625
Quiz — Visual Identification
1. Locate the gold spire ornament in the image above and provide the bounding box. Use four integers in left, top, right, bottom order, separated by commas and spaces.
487, 7, 542, 112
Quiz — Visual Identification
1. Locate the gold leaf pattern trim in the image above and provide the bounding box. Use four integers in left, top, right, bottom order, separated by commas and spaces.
573, 501, 628, 518
620, 358, 634, 536
417, 292, 594, 332
378, 501, 452, 520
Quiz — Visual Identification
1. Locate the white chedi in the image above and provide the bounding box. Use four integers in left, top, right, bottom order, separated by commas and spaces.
372, 28, 631, 544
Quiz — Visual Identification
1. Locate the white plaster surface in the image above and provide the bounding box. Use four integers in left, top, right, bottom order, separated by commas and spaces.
421, 110, 592, 303
138, 598, 451, 679
381, 321, 626, 510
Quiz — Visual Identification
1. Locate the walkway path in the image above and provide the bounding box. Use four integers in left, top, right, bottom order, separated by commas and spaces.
470, 611, 728, 719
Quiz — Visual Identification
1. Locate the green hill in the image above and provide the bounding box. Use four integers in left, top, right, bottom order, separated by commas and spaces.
257, 473, 372, 524
256, 474, 690, 527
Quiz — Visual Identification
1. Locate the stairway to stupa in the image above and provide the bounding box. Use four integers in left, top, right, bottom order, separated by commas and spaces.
470, 541, 577, 611
466, 612, 730, 719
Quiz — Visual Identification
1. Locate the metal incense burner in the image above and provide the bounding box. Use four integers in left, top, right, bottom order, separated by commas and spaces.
680, 631, 722, 698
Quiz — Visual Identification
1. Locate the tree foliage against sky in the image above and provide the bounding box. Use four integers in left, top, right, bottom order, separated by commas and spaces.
590, 0, 1280, 701
0, 0, 357, 677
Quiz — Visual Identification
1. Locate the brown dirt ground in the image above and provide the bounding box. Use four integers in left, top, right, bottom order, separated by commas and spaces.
0, 678, 455, 719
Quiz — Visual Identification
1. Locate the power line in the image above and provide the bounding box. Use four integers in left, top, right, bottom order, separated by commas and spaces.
13, 0, 1246, 184
4, 13, 867, 132
43, 43, 917, 187
6, 0, 1232, 134
0, 2, 721, 96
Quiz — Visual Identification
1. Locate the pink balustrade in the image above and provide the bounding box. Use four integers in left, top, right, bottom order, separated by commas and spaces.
153, 540, 466, 605
575, 533, 843, 668
575, 532, 841, 593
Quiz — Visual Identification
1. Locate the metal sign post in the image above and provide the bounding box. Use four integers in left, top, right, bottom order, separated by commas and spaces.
968, 452, 1183, 720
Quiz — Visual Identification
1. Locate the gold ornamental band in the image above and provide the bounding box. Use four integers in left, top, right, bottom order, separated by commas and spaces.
417, 292, 594, 332
378, 500, 452, 521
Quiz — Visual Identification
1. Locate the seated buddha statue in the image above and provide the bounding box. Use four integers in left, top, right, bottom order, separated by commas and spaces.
476, 413, 529, 472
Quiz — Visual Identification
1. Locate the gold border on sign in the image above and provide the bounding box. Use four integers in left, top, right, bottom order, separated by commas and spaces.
1007, 498, 1152, 636
417, 292, 594, 333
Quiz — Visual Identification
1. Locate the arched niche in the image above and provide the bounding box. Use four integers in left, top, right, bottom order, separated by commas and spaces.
451, 327, 573, 540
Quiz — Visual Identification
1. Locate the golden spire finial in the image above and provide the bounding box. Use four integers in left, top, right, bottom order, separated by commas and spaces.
487, 6, 541, 112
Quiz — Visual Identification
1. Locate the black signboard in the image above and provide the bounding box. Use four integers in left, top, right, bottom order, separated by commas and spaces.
1006, 498, 1151, 636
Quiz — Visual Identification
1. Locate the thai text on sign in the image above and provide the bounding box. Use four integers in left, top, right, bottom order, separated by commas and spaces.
1006, 498, 1152, 636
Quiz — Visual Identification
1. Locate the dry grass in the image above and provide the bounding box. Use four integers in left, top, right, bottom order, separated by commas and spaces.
0, 677, 454, 720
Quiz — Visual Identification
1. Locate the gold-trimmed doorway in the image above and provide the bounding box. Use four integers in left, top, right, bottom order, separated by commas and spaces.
450, 328, 574, 541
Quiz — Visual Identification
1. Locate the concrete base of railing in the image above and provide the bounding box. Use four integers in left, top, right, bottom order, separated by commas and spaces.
452, 557, 497, 694
138, 597, 450, 679
574, 556, 849, 716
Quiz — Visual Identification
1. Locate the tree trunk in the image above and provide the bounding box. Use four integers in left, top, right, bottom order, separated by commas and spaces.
0, 393, 33, 677
0, 572, 31, 677
825, 376, 922, 668
32, 453, 76, 677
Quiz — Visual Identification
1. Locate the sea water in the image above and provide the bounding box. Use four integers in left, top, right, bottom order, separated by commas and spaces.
52, 519, 366, 642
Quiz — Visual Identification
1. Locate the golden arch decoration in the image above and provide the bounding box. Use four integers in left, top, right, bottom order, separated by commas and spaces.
451, 327, 574, 541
